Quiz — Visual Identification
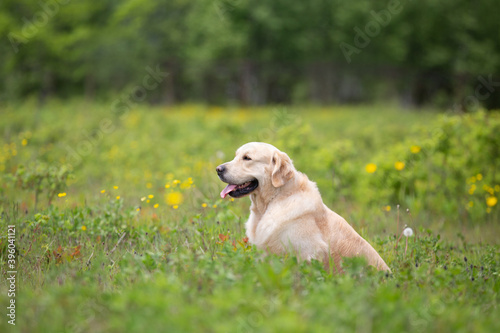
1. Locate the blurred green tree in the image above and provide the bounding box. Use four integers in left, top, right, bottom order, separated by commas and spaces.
0, 0, 498, 108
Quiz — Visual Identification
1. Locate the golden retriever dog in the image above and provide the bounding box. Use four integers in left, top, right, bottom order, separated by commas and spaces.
216, 142, 390, 272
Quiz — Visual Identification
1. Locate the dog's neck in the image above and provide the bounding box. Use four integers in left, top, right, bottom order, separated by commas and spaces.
249, 189, 277, 217
249, 172, 303, 216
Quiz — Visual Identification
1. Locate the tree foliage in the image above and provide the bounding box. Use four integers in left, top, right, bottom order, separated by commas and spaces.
1, 0, 499, 107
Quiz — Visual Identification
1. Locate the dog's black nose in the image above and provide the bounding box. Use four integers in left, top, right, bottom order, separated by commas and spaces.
216, 165, 226, 175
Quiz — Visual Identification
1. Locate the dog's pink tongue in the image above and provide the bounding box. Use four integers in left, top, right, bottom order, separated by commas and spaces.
220, 184, 237, 199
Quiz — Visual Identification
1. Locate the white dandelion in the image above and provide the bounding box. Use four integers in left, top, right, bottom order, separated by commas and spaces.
403, 227, 414, 237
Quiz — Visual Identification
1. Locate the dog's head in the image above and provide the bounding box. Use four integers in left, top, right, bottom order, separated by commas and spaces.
217, 142, 295, 199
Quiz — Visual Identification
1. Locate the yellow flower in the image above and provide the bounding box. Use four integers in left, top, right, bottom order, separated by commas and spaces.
154, 203, 159, 208
141, 197, 146, 201
81, 226, 87, 231
21, 139, 28, 146
410, 145, 421, 154
113, 186, 119, 189
165, 192, 184, 206
58, 193, 66, 197
213, 204, 217, 208
202, 203, 208, 208
476, 174, 483, 181
469, 184, 476, 195
165, 184, 171, 189
148, 194, 154, 199
188, 177, 194, 184
486, 196, 497, 207
136, 208, 141, 211
230, 198, 235, 202
173, 180, 181, 186
468, 201, 474, 208
101, 189, 106, 193
394, 161, 405, 171
146, 199, 150, 203
365, 163, 377, 173
180, 181, 191, 189
173, 205, 179, 209
116, 196, 121, 200
469, 177, 477, 184
384, 205, 391, 212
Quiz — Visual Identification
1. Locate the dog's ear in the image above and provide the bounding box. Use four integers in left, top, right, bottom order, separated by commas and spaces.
271, 151, 294, 188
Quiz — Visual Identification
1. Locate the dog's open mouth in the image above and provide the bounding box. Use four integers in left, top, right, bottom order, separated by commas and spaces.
220, 179, 259, 199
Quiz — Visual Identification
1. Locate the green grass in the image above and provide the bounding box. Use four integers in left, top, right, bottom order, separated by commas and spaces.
0, 101, 499, 332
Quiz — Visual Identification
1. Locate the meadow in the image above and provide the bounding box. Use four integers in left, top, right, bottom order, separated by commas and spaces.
0, 100, 499, 332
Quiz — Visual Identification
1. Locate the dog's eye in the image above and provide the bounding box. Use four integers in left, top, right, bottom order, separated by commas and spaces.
243, 155, 252, 161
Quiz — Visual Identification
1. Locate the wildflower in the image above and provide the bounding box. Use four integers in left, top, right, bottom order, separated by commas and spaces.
384, 205, 391, 212
21, 139, 28, 146
403, 227, 414, 237
180, 181, 191, 189
468, 177, 477, 184
146, 200, 150, 203
166, 192, 183, 206
113, 186, 118, 189
101, 189, 106, 193
365, 163, 377, 173
81, 226, 87, 231
188, 177, 194, 184
230, 198, 235, 202
165, 184, 171, 188
136, 208, 141, 211
173, 205, 179, 209
213, 204, 217, 208
148, 194, 154, 199
202, 203, 208, 208
476, 173, 483, 181
141, 197, 146, 201
410, 145, 421, 154
173, 180, 181, 186
116, 196, 121, 200
394, 161, 405, 171
154, 203, 159, 208
401, 227, 414, 257
58, 193, 67, 197
486, 196, 497, 207
469, 184, 476, 195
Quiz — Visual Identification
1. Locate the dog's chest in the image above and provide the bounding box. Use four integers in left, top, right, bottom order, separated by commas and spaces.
244, 209, 261, 244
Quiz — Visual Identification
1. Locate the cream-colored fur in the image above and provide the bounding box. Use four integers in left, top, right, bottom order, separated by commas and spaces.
217, 142, 390, 272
